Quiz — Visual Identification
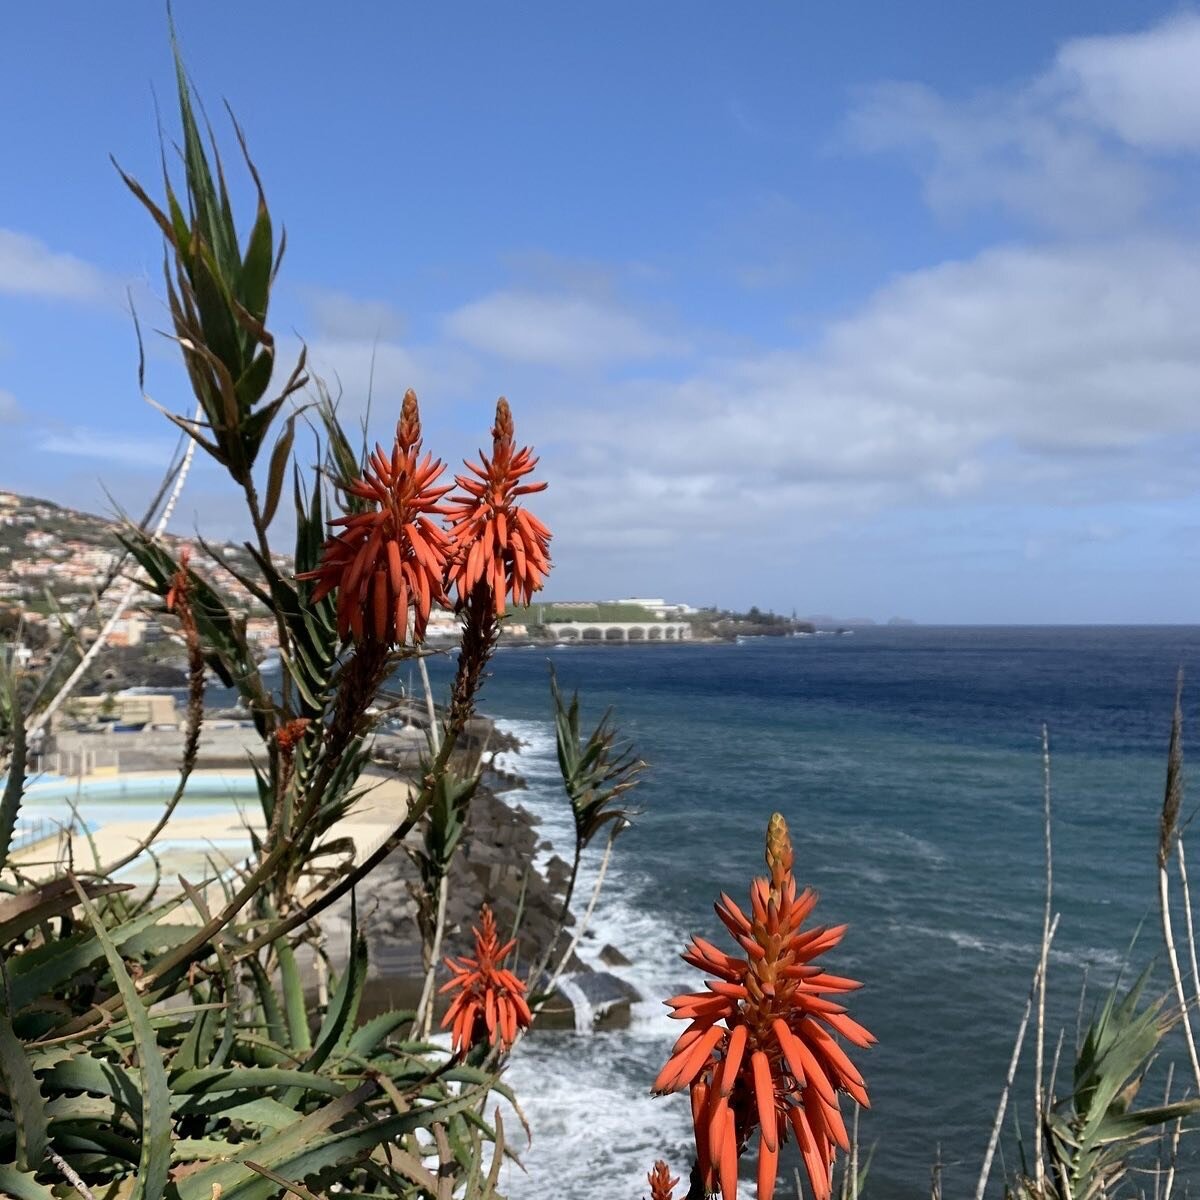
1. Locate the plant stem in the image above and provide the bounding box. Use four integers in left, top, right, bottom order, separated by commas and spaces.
1034, 723, 1053, 1194
1158, 863, 1200, 1090
416, 872, 450, 1038
411, 625, 446, 1037
1178, 838, 1200, 1008
240, 469, 292, 718
1163, 1117, 1183, 1200
89, 619, 206, 878
541, 823, 619, 1005
48, 1144, 96, 1200
26, 402, 200, 741
527, 838, 582, 989
850, 1103, 860, 1200
975, 913, 1059, 1200
238, 630, 486, 959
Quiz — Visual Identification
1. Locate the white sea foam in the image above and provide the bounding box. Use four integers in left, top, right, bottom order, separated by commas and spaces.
900, 921, 1125, 973
555, 974, 596, 1034
491, 718, 696, 1196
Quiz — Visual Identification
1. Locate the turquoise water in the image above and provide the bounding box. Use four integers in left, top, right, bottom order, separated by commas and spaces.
419, 626, 1200, 1198
12, 773, 260, 854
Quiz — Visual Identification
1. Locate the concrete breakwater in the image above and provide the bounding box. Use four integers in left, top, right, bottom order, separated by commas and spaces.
331, 765, 641, 1032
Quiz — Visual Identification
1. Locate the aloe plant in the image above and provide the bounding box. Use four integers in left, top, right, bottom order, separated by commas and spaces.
1006, 970, 1200, 1200
0, 40, 522, 1200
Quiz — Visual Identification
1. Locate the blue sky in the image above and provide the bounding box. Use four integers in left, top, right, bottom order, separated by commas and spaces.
4, 3, 1200, 622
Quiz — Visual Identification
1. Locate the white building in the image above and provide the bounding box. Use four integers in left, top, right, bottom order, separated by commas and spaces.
614, 597, 699, 619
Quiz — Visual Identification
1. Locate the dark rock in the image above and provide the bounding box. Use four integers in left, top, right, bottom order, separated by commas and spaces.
350, 726, 636, 1030
599, 943, 632, 967
535, 970, 641, 1031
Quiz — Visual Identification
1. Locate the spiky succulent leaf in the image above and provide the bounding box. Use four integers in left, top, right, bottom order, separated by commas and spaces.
0, 664, 26, 871
549, 665, 644, 847
71, 879, 172, 1200
0, 1011, 47, 1171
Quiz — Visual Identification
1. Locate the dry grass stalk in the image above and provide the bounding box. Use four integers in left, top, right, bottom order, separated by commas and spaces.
25, 402, 201, 740
974, 912, 1060, 1200
539, 821, 623, 1012
1177, 837, 1200, 1007
850, 1102, 860, 1200
1034, 723, 1054, 1194
1157, 669, 1200, 1091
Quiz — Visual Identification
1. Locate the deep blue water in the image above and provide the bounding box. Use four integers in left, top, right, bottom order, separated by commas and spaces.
421, 626, 1200, 1198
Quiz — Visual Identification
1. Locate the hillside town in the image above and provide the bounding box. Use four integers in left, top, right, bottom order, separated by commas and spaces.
1, 489, 876, 692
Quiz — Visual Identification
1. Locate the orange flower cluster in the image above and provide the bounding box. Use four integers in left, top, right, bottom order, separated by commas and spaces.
275, 717, 311, 753
646, 1160, 679, 1200
445, 398, 551, 615
653, 814, 873, 1200
299, 390, 454, 645
302, 392, 550, 644
440, 905, 532, 1054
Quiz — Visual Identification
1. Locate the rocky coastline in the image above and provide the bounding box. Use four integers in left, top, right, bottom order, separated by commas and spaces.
356, 718, 640, 1031
44, 700, 639, 1033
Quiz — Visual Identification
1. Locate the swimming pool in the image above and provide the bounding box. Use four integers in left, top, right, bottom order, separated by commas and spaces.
8, 772, 261, 852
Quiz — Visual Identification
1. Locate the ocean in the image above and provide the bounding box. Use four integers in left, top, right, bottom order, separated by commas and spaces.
419, 625, 1200, 1199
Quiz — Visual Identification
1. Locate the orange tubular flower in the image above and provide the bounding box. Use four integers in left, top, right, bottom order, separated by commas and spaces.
444, 398, 551, 616
652, 814, 874, 1200
647, 1161, 679, 1200
298, 390, 453, 645
439, 904, 533, 1054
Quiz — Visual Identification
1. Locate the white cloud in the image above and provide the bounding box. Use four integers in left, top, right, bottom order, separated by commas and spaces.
298, 334, 483, 426
302, 288, 406, 341
845, 82, 1153, 234
38, 426, 180, 467
535, 237, 1200, 553
1057, 13, 1200, 151
0, 389, 17, 421
0, 229, 110, 303
845, 13, 1200, 232
444, 289, 685, 368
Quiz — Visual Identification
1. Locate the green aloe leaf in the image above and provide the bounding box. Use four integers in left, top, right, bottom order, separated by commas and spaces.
72, 878, 172, 1200
0, 1011, 47, 1171
308, 892, 367, 1064
6, 896, 186, 1013
549, 665, 644, 849
239, 194, 274, 321
0, 1164, 56, 1200
37, 1055, 141, 1116
345, 1006, 419, 1056
175, 1083, 486, 1200
170, 1065, 346, 1102
0, 878, 129, 945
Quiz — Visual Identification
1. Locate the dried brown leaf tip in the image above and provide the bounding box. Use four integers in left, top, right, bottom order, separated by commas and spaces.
1160, 667, 1185, 867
